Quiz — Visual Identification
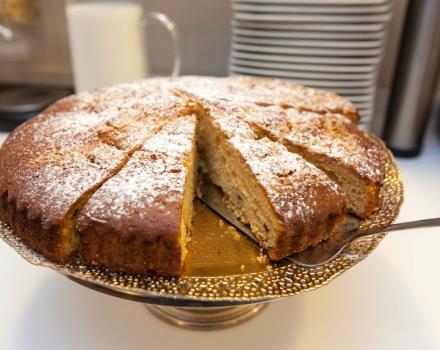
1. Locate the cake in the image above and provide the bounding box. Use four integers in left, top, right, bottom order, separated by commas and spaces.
281, 109, 385, 218
204, 101, 385, 218
0, 76, 386, 276
76, 116, 198, 276
197, 101, 347, 260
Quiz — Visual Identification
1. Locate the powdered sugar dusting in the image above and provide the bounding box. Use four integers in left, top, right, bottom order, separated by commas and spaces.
77, 116, 197, 236
204, 100, 345, 227
0, 83, 194, 229
228, 135, 345, 225
284, 109, 385, 182
163, 76, 359, 121
206, 101, 385, 183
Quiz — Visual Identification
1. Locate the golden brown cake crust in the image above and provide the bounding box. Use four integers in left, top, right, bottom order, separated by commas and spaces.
0, 94, 125, 261
76, 116, 197, 276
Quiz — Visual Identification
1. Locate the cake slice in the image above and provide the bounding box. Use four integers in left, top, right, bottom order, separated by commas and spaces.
0, 86, 194, 262
281, 109, 385, 218
209, 102, 385, 219
76, 115, 197, 276
197, 101, 347, 260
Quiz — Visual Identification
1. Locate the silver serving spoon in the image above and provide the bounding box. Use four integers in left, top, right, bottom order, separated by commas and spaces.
199, 178, 440, 268
288, 217, 440, 267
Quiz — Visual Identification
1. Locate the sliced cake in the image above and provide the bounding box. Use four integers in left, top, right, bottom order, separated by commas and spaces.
76, 116, 197, 276
0, 76, 388, 277
0, 86, 194, 262
197, 101, 347, 259
281, 109, 386, 218
217, 101, 385, 218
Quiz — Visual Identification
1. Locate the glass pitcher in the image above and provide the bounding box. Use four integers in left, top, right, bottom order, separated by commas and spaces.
65, 0, 180, 92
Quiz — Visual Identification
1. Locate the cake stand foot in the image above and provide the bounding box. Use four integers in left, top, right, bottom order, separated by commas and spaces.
146, 303, 267, 330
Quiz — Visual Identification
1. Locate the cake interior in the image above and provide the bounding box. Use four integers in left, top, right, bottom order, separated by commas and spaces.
197, 115, 282, 253
282, 143, 377, 218
178, 130, 198, 266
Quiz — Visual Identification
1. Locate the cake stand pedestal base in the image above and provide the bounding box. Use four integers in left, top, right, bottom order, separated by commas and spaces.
146, 303, 267, 330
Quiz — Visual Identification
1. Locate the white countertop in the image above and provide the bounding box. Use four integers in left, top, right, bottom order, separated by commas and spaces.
1, 129, 440, 350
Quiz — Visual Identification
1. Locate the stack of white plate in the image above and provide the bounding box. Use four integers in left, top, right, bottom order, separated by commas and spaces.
229, 0, 392, 127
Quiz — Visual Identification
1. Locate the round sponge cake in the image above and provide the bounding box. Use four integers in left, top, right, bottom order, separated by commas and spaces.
0, 76, 385, 276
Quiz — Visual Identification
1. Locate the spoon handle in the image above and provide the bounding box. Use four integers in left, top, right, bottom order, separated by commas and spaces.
353, 218, 440, 239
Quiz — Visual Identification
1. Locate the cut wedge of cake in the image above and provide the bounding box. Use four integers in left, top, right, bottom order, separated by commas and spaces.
210, 101, 385, 218
282, 109, 385, 218
198, 101, 347, 260
76, 116, 197, 275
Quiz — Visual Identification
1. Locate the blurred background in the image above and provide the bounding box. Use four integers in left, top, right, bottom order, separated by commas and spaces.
0, 0, 440, 155
0, 0, 439, 151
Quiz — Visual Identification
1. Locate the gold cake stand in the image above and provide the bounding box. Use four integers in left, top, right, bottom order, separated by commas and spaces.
0, 137, 403, 330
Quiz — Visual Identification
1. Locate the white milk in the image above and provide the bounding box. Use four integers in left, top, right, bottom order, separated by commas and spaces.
66, 2, 148, 92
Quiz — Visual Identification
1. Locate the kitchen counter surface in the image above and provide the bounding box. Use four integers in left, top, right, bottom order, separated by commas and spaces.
1, 128, 439, 350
